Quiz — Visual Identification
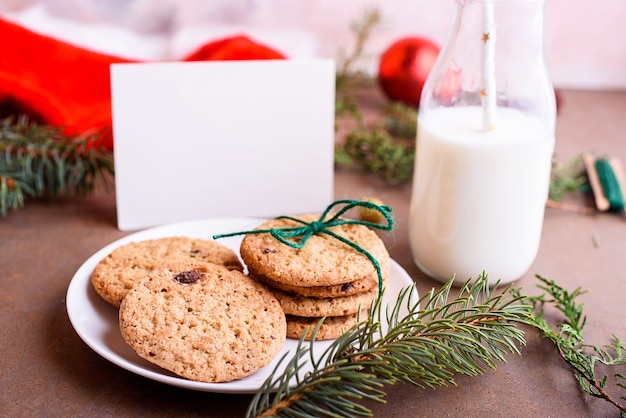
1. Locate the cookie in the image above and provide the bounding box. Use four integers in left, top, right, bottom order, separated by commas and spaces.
240, 214, 391, 288
91, 236, 243, 307
119, 262, 286, 383
271, 286, 379, 317
250, 273, 378, 298
286, 310, 369, 341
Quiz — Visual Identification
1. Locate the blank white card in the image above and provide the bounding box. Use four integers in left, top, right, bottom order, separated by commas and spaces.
111, 59, 336, 231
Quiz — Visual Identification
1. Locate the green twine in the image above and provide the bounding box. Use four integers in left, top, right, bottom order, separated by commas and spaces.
213, 199, 395, 296
595, 158, 625, 212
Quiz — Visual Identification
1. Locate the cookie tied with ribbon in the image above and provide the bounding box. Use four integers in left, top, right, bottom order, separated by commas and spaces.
214, 199, 395, 340
214, 199, 394, 296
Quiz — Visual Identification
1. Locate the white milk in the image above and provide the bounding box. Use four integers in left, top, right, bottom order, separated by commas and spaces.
409, 106, 554, 285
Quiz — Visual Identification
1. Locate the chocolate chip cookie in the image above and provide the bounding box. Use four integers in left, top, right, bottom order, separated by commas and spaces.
119, 262, 286, 383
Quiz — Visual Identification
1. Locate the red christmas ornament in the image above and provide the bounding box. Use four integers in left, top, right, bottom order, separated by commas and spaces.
377, 36, 440, 107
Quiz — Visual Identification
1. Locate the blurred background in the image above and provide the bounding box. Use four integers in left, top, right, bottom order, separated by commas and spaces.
1, 0, 625, 90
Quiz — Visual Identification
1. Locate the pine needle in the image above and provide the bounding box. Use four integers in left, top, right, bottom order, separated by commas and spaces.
527, 275, 626, 415
0, 116, 114, 217
335, 104, 416, 186
247, 273, 531, 417
549, 155, 588, 202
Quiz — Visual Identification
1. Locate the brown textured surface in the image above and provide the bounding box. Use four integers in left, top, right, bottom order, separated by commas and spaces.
1, 89, 625, 417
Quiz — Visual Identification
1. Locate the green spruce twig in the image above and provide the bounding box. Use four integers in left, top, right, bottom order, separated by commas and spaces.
336, 125, 414, 186
247, 273, 530, 417
0, 116, 114, 217
334, 7, 381, 123
528, 275, 626, 415
333, 6, 419, 186
336, 7, 382, 92
335, 103, 416, 185
549, 155, 588, 202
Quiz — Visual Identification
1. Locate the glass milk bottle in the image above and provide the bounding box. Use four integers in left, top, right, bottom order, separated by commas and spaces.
409, 0, 556, 286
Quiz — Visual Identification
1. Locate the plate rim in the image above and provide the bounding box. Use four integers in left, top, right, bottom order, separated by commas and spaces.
66, 217, 416, 394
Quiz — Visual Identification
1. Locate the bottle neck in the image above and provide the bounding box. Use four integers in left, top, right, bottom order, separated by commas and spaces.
421, 0, 554, 130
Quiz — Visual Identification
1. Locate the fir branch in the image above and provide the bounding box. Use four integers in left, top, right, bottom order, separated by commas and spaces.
334, 7, 381, 126
549, 155, 588, 202
247, 273, 530, 417
336, 7, 382, 91
527, 275, 626, 415
381, 102, 418, 140
335, 121, 415, 185
0, 116, 114, 217
335, 102, 417, 185
332, 6, 418, 186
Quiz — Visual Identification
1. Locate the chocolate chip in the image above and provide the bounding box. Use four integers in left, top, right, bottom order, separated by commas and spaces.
341, 282, 354, 292
263, 248, 278, 254
174, 270, 201, 284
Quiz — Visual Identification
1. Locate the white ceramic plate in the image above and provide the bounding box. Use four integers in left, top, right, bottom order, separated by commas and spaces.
66, 217, 416, 394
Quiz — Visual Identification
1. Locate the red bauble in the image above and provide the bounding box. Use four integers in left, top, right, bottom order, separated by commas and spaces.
377, 37, 440, 107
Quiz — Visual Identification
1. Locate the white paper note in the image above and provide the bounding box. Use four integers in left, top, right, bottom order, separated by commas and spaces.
111, 59, 336, 231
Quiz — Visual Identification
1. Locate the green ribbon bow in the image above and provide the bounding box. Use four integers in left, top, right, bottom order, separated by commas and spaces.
213, 199, 395, 295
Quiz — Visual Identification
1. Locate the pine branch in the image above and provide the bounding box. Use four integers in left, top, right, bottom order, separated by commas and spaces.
527, 275, 626, 415
336, 7, 382, 90
335, 103, 416, 185
334, 7, 381, 124
247, 273, 531, 418
549, 155, 587, 202
0, 116, 114, 217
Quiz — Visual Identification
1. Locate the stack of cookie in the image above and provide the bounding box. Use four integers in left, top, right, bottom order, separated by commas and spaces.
240, 214, 391, 341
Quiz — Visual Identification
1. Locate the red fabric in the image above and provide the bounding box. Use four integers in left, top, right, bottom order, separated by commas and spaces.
0, 17, 286, 150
